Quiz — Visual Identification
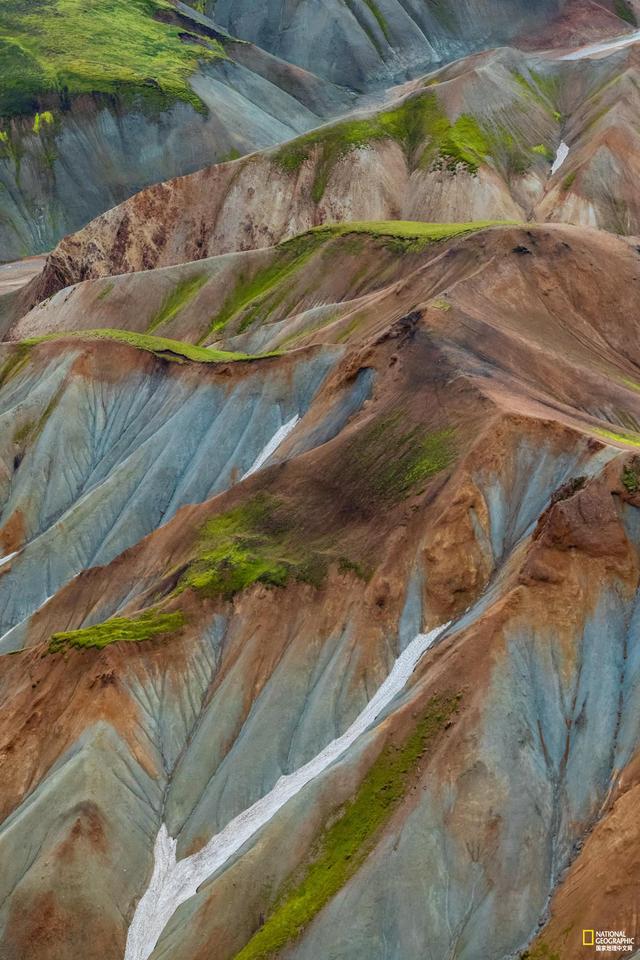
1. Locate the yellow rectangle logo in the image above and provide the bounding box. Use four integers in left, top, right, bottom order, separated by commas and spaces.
583, 930, 595, 947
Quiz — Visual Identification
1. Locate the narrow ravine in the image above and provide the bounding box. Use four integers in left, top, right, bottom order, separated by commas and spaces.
124, 622, 450, 960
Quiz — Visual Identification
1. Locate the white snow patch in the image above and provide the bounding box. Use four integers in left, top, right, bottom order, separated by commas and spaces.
551, 141, 569, 175
241, 414, 300, 480
561, 29, 640, 60
0, 550, 19, 568
124, 622, 450, 960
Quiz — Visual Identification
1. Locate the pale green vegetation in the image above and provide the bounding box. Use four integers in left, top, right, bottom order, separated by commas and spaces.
593, 426, 640, 447
205, 220, 511, 342
615, 0, 637, 25
147, 274, 209, 333
49, 609, 184, 653
273, 92, 494, 201
32, 110, 54, 133
362, 0, 391, 40
234, 694, 461, 960
301, 219, 514, 251
178, 495, 331, 598
0, 343, 31, 386
22, 328, 273, 363
532, 143, 553, 161
0, 0, 225, 118
345, 415, 457, 499
177, 494, 371, 600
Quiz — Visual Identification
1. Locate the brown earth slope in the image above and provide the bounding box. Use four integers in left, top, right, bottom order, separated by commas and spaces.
1, 221, 640, 960
14, 35, 640, 318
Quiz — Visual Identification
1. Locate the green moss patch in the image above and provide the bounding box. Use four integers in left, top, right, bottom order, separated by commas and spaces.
32, 109, 54, 134
205, 220, 510, 344
177, 494, 371, 601
177, 495, 335, 599
0, 0, 225, 119
201, 234, 326, 342
49, 609, 184, 653
615, 0, 637, 24
593, 426, 640, 448
12, 387, 61, 446
0, 343, 31, 387
345, 414, 457, 501
511, 68, 561, 117
622, 456, 640, 493
273, 93, 492, 202
297, 219, 512, 254
362, 0, 391, 41
147, 273, 209, 333
23, 328, 265, 363
532, 143, 553, 162
96, 281, 115, 302
234, 694, 461, 960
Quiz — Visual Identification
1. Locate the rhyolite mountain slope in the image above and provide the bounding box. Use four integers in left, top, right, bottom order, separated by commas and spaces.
3, 11, 640, 960
0, 0, 352, 261
18, 33, 640, 316
0, 0, 634, 260
2, 220, 640, 960
207, 0, 635, 88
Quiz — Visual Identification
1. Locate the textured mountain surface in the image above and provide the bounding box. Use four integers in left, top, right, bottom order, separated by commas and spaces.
206, 0, 626, 88
2, 220, 640, 960
0, 1, 351, 261
1, 0, 630, 260
19, 35, 640, 316
2, 7, 640, 960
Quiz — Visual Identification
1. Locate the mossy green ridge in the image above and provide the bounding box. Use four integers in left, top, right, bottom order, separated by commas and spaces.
273, 93, 492, 202
205, 221, 509, 343
593, 426, 640, 447
298, 219, 513, 253
147, 273, 209, 333
0, 0, 225, 119
23, 329, 265, 363
346, 414, 457, 500
49, 609, 184, 653
233, 694, 461, 960
178, 495, 333, 599
201, 233, 327, 342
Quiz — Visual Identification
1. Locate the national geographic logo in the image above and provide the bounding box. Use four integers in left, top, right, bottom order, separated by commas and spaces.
582, 929, 635, 952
